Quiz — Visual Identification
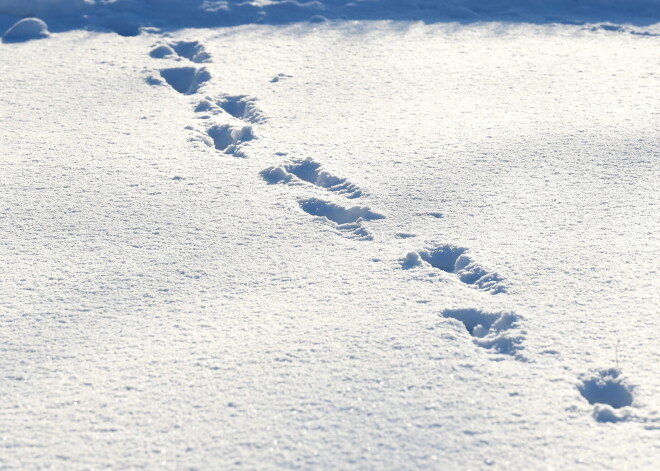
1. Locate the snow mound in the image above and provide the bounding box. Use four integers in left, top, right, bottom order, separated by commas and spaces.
260, 166, 292, 184
2, 17, 49, 42
149, 44, 175, 59
592, 404, 632, 423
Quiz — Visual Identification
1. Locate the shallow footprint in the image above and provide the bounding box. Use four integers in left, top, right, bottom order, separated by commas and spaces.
441, 308, 525, 358
195, 95, 266, 124
299, 197, 384, 241
403, 244, 506, 294
261, 158, 364, 198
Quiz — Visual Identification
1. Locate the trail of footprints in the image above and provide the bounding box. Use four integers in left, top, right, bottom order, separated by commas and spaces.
148, 41, 256, 155
261, 159, 379, 239
146, 37, 636, 422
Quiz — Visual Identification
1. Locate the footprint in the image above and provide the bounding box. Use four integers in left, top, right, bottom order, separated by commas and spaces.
150, 40, 211, 63
195, 95, 266, 124
261, 158, 364, 198
578, 369, 634, 422
299, 198, 385, 241
441, 308, 524, 358
159, 67, 211, 95
403, 245, 506, 294
206, 124, 255, 156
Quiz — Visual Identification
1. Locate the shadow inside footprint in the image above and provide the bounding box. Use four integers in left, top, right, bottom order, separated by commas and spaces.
299, 198, 383, 224
578, 369, 633, 409
170, 40, 211, 63
299, 198, 384, 240
418, 245, 467, 272
286, 158, 363, 198
578, 369, 634, 422
260, 158, 364, 199
404, 245, 506, 294
159, 67, 211, 95
195, 95, 266, 123
207, 124, 255, 155
218, 95, 266, 123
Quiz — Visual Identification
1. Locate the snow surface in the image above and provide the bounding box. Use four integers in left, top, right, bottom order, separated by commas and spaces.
1, 0, 660, 34
1, 1, 660, 470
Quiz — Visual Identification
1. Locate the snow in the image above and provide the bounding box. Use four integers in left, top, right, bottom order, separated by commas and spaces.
1, 1, 659, 470
1, 0, 660, 34
158, 66, 212, 94
2, 17, 49, 42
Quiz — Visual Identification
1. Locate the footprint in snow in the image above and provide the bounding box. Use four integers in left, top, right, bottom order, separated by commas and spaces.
157, 66, 211, 95
578, 368, 635, 423
403, 244, 507, 294
441, 308, 524, 358
196, 95, 266, 124
261, 158, 364, 199
299, 198, 385, 241
205, 124, 255, 157
150, 40, 211, 63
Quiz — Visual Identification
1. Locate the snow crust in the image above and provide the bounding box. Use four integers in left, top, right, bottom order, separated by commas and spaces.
1, 5, 659, 471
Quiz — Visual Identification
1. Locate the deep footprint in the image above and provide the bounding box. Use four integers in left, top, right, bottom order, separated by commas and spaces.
403, 244, 506, 294
207, 124, 255, 156
159, 67, 211, 95
150, 40, 211, 63
299, 198, 384, 240
441, 308, 524, 357
578, 369, 634, 422
195, 95, 266, 124
261, 158, 364, 198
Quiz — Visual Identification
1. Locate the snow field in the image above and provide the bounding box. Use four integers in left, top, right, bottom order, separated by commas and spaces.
1, 17, 659, 471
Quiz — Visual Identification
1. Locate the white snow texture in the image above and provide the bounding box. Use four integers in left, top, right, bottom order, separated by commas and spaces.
1, 0, 659, 470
